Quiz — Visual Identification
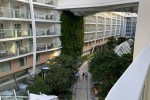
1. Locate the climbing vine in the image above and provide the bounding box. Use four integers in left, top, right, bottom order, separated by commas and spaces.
60, 11, 84, 58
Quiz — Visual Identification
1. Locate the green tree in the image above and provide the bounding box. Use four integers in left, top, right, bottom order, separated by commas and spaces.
45, 67, 75, 96
89, 51, 132, 98
27, 77, 51, 94
116, 37, 127, 45
46, 55, 77, 99
106, 37, 116, 50
27, 55, 77, 99
60, 11, 84, 58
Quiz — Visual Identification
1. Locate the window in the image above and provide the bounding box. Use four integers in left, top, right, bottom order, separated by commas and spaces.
19, 57, 27, 67
0, 62, 11, 72
36, 54, 40, 62
0, 42, 5, 50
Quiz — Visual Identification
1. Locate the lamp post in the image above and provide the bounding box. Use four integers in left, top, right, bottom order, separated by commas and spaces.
40, 65, 50, 79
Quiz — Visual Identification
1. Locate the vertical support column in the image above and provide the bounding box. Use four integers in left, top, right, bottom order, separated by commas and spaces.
134, 0, 150, 58
92, 14, 98, 53
130, 18, 133, 38
103, 13, 106, 41
115, 14, 117, 37
124, 17, 127, 37
29, 0, 36, 77
110, 13, 113, 36
119, 16, 121, 37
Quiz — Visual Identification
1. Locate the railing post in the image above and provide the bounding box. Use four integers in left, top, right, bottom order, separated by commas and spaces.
15, 30, 17, 38
46, 44, 48, 50
14, 89, 17, 100
16, 48, 19, 56
27, 90, 30, 96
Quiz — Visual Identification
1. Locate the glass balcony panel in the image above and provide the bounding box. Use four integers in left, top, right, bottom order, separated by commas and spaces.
36, 44, 46, 51
0, 45, 32, 60
0, 49, 17, 60
0, 7, 31, 19
0, 29, 32, 39
35, 12, 56, 21
36, 29, 56, 36
18, 45, 33, 55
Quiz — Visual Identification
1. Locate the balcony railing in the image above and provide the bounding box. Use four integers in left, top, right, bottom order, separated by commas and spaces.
36, 29, 57, 36
35, 12, 56, 21
33, 0, 56, 5
0, 46, 33, 60
84, 37, 95, 41
0, 29, 32, 39
105, 47, 150, 100
36, 43, 59, 51
0, 7, 31, 19
0, 90, 29, 100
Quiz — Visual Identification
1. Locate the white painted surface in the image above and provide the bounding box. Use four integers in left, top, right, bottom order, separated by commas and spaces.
57, 0, 139, 9
134, 0, 150, 58
106, 46, 150, 100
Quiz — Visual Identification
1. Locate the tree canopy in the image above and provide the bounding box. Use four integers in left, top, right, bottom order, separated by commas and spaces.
89, 44, 133, 99
27, 55, 78, 99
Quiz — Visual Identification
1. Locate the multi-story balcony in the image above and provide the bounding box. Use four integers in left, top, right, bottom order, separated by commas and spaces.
105, 31, 111, 37
85, 16, 96, 24
36, 42, 60, 51
0, 46, 33, 61
36, 29, 57, 36
0, 29, 32, 40
84, 36, 95, 42
33, 0, 56, 5
111, 30, 116, 36
84, 25, 96, 32
97, 32, 104, 39
0, 7, 31, 19
35, 12, 56, 21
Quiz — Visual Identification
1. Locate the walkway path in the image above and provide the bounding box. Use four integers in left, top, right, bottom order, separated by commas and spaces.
72, 61, 92, 100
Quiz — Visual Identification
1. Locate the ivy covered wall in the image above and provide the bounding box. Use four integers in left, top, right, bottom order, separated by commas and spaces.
60, 11, 84, 58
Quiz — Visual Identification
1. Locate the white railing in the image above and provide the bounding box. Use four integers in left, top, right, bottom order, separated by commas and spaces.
84, 36, 95, 41
0, 46, 33, 60
105, 46, 150, 100
35, 12, 56, 21
36, 43, 59, 51
36, 29, 56, 36
0, 29, 32, 39
0, 7, 31, 19
33, 0, 56, 5
0, 90, 29, 100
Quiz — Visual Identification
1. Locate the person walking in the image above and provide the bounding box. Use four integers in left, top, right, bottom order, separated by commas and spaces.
85, 71, 88, 80
76, 72, 80, 81
82, 71, 85, 80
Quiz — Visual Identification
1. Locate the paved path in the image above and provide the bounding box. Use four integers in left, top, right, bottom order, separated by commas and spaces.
73, 61, 91, 100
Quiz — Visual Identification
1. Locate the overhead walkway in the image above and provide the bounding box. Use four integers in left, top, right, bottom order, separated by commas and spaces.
56, 0, 139, 15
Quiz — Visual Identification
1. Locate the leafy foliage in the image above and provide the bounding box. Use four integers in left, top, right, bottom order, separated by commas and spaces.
27, 55, 77, 99
106, 37, 127, 50
116, 37, 127, 45
60, 11, 84, 58
27, 77, 50, 94
89, 50, 133, 98
45, 66, 75, 95
106, 37, 116, 50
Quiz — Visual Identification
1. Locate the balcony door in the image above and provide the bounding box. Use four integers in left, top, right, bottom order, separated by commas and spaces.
0, 24, 3, 38
0, 42, 5, 51
12, 6, 19, 18
28, 24, 32, 36
16, 40, 23, 53
13, 24, 21, 37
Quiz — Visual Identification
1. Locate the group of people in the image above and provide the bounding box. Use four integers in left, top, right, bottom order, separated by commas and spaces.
76, 71, 88, 81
